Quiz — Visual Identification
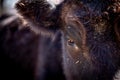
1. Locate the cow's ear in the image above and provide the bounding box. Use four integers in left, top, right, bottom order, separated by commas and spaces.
15, 0, 62, 35
114, 15, 120, 42
15, 0, 51, 21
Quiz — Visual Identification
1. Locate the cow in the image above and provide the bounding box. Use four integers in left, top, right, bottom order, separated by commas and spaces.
0, 0, 120, 80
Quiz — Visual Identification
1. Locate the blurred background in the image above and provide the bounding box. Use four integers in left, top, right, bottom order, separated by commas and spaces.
0, 0, 18, 15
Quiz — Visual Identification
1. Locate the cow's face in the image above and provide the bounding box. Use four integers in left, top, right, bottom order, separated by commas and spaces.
61, 1, 120, 79
16, 0, 120, 65
61, 0, 118, 62
15, 0, 120, 79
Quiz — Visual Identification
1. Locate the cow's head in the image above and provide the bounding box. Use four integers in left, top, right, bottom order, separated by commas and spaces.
15, 0, 120, 79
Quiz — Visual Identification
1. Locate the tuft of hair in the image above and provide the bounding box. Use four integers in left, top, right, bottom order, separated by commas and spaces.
15, 0, 63, 34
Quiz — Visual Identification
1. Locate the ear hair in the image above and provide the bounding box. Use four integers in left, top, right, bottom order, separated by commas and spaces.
15, 0, 52, 24
15, 0, 63, 34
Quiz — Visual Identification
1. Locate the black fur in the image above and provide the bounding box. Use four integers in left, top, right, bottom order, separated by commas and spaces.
0, 0, 120, 80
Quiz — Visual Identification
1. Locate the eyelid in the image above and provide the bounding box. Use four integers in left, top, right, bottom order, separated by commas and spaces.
65, 25, 83, 49
66, 25, 81, 42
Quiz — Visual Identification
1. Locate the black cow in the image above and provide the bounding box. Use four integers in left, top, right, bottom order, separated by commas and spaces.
0, 0, 120, 80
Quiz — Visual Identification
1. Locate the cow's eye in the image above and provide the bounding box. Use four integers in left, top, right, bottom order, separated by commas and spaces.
67, 38, 80, 51
65, 24, 81, 48
68, 39, 75, 46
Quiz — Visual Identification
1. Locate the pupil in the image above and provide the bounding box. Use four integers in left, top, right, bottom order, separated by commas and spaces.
68, 39, 75, 46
